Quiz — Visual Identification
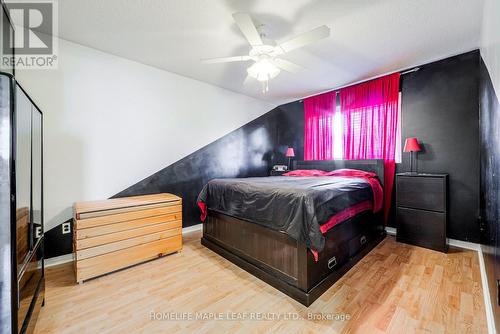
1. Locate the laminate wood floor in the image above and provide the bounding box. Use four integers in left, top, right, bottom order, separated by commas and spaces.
35, 231, 487, 333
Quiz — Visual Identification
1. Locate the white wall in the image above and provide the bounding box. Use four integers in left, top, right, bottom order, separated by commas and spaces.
16, 38, 275, 230
481, 0, 500, 96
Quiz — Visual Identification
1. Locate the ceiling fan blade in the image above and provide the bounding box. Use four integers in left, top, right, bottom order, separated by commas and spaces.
201, 56, 252, 64
275, 25, 330, 54
232, 12, 263, 46
272, 59, 304, 73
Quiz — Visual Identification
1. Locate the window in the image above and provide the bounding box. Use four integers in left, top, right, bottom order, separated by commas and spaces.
333, 104, 343, 159
395, 92, 402, 163
330, 93, 401, 162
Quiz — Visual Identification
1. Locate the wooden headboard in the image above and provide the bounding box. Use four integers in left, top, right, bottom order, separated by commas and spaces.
292, 159, 385, 186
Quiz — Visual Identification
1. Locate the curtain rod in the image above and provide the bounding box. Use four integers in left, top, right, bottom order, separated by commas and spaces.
400, 67, 420, 75
299, 66, 420, 102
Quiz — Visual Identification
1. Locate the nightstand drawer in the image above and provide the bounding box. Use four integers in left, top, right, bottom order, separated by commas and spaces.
397, 176, 446, 212
396, 207, 446, 252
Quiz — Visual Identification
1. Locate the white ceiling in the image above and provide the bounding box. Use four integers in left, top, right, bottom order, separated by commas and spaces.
54, 0, 483, 104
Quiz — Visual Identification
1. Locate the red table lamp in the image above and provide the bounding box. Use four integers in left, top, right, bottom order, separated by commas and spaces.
403, 137, 421, 174
286, 147, 295, 170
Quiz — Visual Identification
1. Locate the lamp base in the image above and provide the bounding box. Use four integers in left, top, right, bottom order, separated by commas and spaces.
407, 151, 418, 174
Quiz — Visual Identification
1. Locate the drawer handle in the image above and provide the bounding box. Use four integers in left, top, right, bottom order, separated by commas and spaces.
328, 256, 337, 269
360, 236, 367, 245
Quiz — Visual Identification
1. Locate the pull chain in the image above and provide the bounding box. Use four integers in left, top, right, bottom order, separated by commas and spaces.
261, 75, 270, 93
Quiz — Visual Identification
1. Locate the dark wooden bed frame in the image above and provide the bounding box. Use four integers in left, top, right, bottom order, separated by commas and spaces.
201, 159, 386, 306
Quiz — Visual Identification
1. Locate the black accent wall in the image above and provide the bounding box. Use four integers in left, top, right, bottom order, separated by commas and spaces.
479, 57, 500, 327
397, 51, 480, 242
271, 101, 304, 166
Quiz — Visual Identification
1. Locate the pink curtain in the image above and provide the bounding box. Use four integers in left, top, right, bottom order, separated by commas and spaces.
304, 92, 336, 160
340, 73, 400, 222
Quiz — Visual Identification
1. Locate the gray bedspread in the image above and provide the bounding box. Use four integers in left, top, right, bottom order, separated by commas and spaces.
197, 176, 375, 252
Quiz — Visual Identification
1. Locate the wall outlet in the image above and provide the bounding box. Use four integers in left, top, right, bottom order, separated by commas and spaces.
62, 222, 71, 234
35, 226, 42, 239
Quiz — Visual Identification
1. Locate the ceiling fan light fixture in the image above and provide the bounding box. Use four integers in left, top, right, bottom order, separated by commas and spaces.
202, 13, 330, 93
247, 59, 280, 82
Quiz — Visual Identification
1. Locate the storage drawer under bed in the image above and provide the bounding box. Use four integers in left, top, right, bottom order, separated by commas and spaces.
307, 212, 383, 288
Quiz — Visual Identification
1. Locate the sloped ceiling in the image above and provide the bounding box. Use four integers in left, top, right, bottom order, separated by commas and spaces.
54, 0, 483, 104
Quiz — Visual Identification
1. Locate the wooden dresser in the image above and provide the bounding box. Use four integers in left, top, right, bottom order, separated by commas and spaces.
73, 193, 182, 283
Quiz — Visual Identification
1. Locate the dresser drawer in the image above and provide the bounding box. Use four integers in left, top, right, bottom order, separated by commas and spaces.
397, 176, 446, 212
76, 235, 182, 281
396, 207, 446, 252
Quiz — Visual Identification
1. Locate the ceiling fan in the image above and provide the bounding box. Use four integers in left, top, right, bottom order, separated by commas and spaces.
202, 13, 330, 93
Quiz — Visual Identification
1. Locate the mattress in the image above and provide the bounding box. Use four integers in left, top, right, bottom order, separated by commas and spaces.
197, 170, 383, 253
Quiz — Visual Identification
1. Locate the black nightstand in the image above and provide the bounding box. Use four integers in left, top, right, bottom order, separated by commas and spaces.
270, 170, 287, 176
395, 173, 448, 252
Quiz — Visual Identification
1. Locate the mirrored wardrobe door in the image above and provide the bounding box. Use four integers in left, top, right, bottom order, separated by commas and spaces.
31, 107, 42, 246
0, 74, 13, 334
15, 85, 32, 272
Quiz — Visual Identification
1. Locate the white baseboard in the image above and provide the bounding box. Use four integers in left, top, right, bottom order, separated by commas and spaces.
478, 246, 496, 334
385, 226, 397, 236
448, 238, 481, 251
384, 227, 480, 250
385, 227, 495, 334
44, 224, 204, 268
182, 224, 202, 234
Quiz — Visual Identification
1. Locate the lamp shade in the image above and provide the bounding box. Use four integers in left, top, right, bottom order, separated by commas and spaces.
285, 147, 295, 157
403, 137, 421, 152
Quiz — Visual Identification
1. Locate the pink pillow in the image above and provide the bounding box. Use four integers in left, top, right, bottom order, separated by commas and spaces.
325, 168, 377, 178
282, 169, 328, 177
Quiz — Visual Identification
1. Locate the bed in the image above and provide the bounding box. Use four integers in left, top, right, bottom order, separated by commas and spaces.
199, 159, 386, 306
